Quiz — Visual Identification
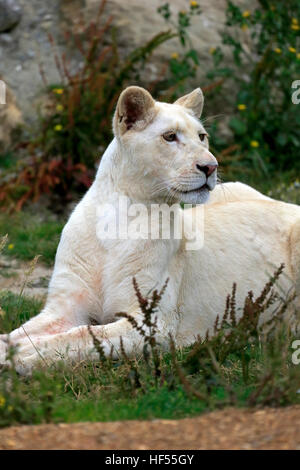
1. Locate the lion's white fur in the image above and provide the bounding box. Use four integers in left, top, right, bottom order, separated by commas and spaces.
1, 86, 299, 374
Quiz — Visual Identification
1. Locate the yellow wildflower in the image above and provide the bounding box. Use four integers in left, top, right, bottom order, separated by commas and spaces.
171, 52, 179, 60
289, 47, 296, 53
8, 244, 14, 250
53, 88, 64, 95
297, 53, 300, 59
190, 0, 198, 7
242, 11, 251, 18
54, 124, 63, 132
56, 104, 64, 112
292, 18, 298, 24
291, 24, 300, 31
237, 104, 247, 111
209, 47, 216, 54
274, 47, 282, 54
250, 140, 259, 148
0, 396, 5, 408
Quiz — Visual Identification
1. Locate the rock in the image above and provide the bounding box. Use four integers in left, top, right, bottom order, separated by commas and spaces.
28, 276, 50, 288
0, 33, 14, 44
0, 0, 22, 33
0, 0, 254, 124
0, 78, 23, 151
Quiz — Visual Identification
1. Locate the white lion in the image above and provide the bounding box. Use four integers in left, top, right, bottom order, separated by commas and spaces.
1, 86, 300, 374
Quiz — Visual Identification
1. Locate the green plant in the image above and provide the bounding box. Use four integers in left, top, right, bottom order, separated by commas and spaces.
116, 277, 170, 390
0, 211, 64, 265
0, 291, 43, 334
157, 2, 202, 96
0, 152, 17, 170
207, 0, 300, 178
267, 177, 300, 204
0, 237, 44, 334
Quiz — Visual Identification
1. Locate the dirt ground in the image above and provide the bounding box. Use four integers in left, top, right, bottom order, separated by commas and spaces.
0, 406, 300, 450
0, 255, 51, 298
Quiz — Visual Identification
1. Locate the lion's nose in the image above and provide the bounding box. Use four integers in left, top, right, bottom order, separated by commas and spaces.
196, 163, 218, 177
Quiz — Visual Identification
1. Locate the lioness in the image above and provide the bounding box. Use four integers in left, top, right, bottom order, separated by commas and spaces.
1, 86, 300, 375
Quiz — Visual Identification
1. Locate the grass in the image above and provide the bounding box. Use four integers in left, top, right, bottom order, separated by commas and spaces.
0, 211, 64, 266
0, 291, 44, 333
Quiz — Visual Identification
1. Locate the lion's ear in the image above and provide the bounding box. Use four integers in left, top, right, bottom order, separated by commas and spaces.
174, 88, 204, 118
113, 86, 156, 136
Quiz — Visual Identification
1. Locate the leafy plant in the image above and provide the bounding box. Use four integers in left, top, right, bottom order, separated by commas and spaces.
116, 277, 170, 389
208, 0, 300, 177
157, 2, 202, 96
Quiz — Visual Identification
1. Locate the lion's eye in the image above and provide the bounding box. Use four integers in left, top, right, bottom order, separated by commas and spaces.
199, 133, 207, 142
163, 132, 177, 142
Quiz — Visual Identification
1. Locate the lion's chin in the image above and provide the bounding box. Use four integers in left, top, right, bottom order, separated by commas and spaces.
179, 186, 211, 205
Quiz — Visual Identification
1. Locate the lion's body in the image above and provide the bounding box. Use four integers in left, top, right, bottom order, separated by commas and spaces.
0, 87, 299, 374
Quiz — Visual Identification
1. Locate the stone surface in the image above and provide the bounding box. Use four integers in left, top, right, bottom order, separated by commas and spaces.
0, 0, 252, 123
0, 0, 22, 33
0, 254, 51, 298
0, 78, 22, 150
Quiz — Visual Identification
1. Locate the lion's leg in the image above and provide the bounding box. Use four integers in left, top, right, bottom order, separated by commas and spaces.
290, 220, 300, 289
10, 316, 170, 375
287, 220, 300, 331
0, 285, 94, 366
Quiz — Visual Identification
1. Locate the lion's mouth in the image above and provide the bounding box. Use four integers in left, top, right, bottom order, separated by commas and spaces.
174, 183, 212, 204
179, 183, 210, 194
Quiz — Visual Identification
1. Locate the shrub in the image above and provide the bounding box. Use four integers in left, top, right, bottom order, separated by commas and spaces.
207, 0, 300, 178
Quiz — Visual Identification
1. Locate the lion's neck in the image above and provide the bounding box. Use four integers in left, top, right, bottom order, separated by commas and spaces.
95, 138, 154, 207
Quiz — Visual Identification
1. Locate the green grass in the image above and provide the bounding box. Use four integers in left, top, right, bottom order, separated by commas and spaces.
0, 153, 18, 170
0, 291, 44, 333
0, 212, 64, 266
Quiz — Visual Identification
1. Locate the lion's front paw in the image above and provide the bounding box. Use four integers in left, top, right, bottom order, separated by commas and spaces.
0, 336, 48, 375
12, 353, 42, 376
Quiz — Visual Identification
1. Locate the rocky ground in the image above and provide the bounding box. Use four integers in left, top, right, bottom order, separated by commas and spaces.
0, 0, 252, 149
0, 254, 51, 298
0, 406, 300, 450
